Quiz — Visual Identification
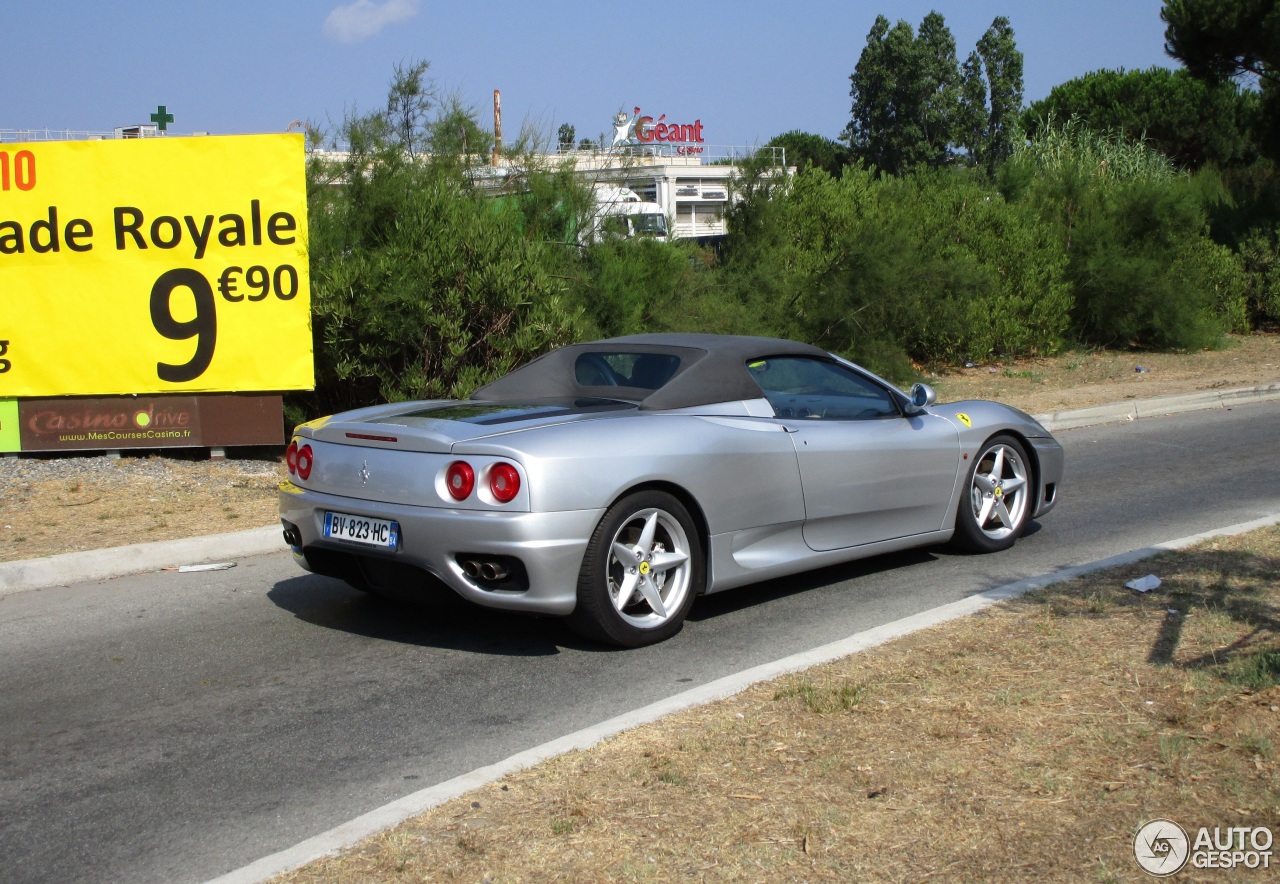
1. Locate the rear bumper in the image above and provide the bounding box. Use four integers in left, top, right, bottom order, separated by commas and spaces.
279, 481, 603, 615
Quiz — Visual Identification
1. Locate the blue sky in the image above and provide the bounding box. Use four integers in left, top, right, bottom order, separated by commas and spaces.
4, 1, 1176, 146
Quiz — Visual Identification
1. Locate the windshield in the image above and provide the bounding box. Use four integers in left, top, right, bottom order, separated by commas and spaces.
632, 213, 667, 236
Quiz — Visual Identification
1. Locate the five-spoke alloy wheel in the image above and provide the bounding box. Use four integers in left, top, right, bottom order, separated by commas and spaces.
952, 434, 1033, 553
569, 491, 703, 647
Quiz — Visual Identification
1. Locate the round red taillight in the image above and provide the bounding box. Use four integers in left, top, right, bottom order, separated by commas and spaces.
446, 461, 475, 501
489, 462, 521, 503
296, 444, 314, 481
286, 441, 299, 475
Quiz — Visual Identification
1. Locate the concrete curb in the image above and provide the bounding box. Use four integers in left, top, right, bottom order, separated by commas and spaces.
1031, 381, 1280, 432
0, 526, 283, 598
2, 381, 1278, 599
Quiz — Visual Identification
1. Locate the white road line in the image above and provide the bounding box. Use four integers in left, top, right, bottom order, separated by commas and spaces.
206, 511, 1280, 884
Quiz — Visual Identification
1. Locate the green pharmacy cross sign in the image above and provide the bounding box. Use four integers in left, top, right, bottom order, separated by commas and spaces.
150, 105, 174, 131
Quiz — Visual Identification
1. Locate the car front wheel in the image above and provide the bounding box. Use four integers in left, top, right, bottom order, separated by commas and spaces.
568, 491, 703, 648
952, 434, 1032, 553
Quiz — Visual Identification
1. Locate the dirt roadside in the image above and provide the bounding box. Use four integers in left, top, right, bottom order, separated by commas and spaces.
1, 333, 1278, 564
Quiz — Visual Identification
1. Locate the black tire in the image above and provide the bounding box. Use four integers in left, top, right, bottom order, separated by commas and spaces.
567, 491, 704, 648
951, 434, 1033, 553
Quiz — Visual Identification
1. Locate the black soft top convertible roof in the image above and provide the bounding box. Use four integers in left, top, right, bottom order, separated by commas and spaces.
471, 333, 831, 411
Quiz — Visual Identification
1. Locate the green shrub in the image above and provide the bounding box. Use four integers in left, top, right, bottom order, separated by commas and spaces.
294, 69, 1263, 420
720, 164, 1072, 375
1004, 120, 1230, 350
1066, 177, 1226, 349
1239, 227, 1280, 328
568, 238, 712, 339
883, 172, 1072, 361
1182, 236, 1249, 334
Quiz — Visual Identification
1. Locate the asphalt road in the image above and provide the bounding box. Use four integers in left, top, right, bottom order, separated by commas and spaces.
2, 401, 1279, 884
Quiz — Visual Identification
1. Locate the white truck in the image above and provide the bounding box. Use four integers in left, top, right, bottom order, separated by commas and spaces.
587, 184, 668, 242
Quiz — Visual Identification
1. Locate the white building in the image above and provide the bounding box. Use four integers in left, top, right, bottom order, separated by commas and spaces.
552, 106, 787, 242
566, 147, 760, 241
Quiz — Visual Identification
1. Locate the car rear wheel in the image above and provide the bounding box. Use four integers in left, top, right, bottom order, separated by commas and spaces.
568, 491, 703, 648
952, 434, 1032, 553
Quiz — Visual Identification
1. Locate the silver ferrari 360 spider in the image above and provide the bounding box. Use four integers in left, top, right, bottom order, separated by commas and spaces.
280, 334, 1063, 646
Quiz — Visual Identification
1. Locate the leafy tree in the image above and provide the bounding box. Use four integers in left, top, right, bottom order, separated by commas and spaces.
1161, 2, 1280, 293
1163, 0, 1280, 84
1163, 0, 1280, 156
385, 60, 434, 156
557, 123, 576, 150
426, 93, 492, 170
914, 12, 963, 165
958, 18, 1027, 174
764, 130, 850, 176
974, 17, 1025, 173
844, 15, 901, 171
844, 12, 961, 174
846, 14, 1023, 177
1024, 67, 1260, 169
958, 52, 989, 169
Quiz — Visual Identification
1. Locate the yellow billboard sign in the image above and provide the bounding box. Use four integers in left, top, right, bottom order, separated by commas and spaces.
0, 134, 313, 396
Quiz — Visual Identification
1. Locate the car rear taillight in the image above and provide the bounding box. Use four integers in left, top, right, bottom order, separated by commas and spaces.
295, 444, 313, 480
446, 461, 475, 500
286, 441, 298, 474
489, 462, 521, 503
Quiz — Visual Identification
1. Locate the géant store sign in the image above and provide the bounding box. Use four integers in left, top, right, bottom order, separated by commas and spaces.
612, 107, 706, 156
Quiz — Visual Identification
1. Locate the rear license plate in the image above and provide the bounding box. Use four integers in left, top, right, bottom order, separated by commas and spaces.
323, 511, 400, 549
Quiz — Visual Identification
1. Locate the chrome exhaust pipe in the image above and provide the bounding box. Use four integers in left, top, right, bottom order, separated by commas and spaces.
479, 561, 508, 581
461, 559, 481, 579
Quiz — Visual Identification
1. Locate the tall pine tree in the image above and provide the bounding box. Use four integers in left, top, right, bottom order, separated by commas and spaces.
844, 12, 961, 174
846, 13, 1022, 176
1163, 0, 1280, 157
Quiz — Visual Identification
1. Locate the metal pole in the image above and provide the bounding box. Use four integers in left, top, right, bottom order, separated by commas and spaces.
492, 90, 502, 166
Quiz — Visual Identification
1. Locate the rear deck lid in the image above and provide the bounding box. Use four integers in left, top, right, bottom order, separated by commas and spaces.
304, 398, 637, 453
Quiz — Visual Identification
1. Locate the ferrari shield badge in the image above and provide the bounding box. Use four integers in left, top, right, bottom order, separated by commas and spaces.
956, 413, 972, 428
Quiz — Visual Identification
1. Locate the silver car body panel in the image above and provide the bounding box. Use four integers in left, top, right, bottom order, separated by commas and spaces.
784, 414, 961, 551
280, 337, 1064, 617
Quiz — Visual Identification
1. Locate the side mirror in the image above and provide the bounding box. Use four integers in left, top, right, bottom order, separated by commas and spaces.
909, 383, 937, 410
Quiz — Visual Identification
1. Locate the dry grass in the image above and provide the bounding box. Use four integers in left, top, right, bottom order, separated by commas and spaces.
275, 528, 1280, 882
0, 457, 285, 561
927, 332, 1280, 416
